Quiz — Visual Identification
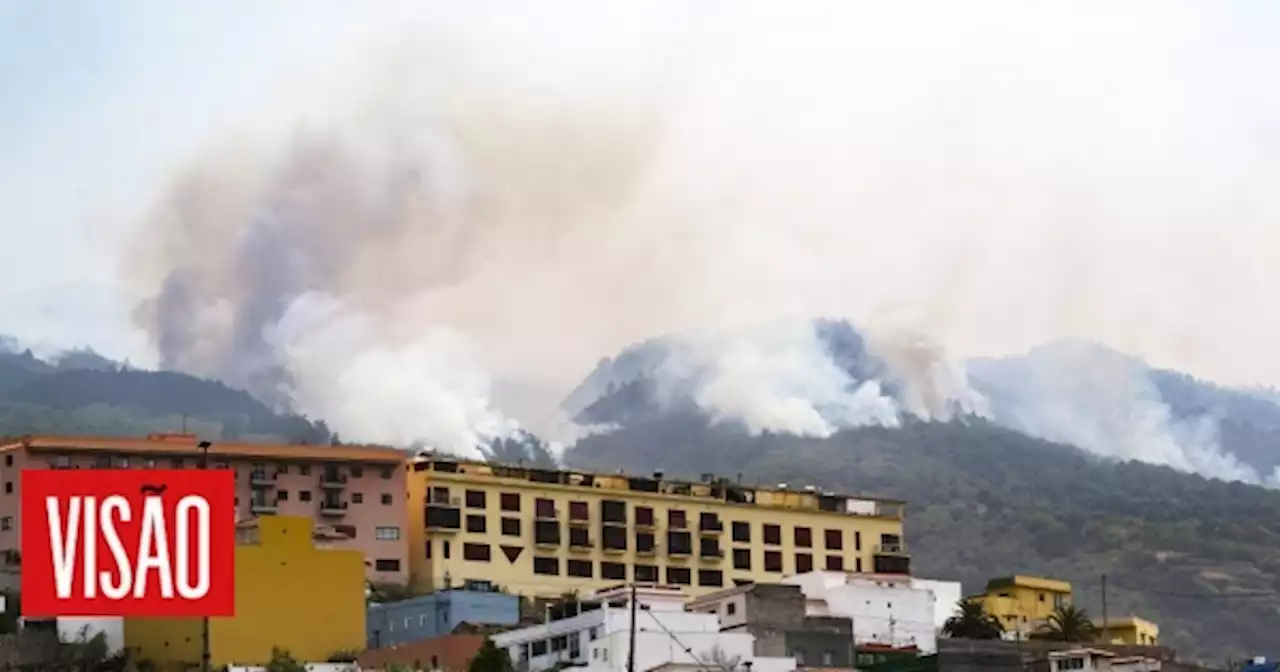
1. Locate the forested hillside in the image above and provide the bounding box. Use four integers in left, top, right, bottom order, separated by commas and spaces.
566, 415, 1280, 661
0, 347, 333, 443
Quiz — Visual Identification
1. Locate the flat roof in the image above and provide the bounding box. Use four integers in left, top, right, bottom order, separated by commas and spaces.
985, 575, 1073, 593
3, 434, 408, 464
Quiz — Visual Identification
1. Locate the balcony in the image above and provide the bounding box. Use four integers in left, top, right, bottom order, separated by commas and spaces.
250, 500, 277, 514
250, 471, 277, 487
320, 472, 348, 489
874, 542, 909, 555
426, 499, 462, 531
320, 501, 348, 517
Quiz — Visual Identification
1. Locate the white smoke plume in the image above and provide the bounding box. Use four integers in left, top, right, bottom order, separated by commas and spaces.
121, 2, 1280, 472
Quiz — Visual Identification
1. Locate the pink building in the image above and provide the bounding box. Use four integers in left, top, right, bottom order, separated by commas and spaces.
0, 433, 411, 586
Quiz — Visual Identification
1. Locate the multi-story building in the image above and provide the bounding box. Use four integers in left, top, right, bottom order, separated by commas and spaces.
973, 575, 1073, 638
406, 454, 910, 597
785, 571, 942, 653
685, 581, 855, 667
124, 515, 367, 666
1096, 616, 1159, 646
367, 586, 520, 648
0, 433, 411, 584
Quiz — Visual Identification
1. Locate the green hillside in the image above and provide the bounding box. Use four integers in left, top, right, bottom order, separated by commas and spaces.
566, 415, 1280, 661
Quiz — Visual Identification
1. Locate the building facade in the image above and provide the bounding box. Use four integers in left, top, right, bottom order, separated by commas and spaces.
1097, 617, 1159, 646
367, 588, 520, 648
685, 581, 855, 667
0, 434, 411, 584
407, 455, 909, 597
973, 575, 1073, 638
124, 516, 367, 667
784, 571, 940, 653
490, 584, 797, 672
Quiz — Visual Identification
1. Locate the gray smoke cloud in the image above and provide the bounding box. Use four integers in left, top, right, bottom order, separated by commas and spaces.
124, 2, 1280, 471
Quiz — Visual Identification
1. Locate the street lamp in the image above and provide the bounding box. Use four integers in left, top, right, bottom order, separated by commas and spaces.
197, 440, 212, 672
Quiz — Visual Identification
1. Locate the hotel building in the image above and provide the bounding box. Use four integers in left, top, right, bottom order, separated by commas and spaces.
0, 433, 411, 585
407, 455, 910, 597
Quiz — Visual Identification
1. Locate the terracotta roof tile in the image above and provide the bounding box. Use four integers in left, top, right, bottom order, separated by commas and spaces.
358, 633, 486, 671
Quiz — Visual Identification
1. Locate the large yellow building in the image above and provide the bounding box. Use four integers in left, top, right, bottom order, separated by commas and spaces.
125, 516, 367, 666
974, 575, 1073, 636
406, 456, 909, 597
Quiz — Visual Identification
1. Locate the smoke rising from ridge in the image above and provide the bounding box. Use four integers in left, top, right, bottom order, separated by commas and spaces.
126, 2, 1280, 472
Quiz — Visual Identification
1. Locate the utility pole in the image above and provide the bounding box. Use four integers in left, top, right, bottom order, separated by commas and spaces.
1100, 574, 1110, 645
198, 440, 212, 672
627, 582, 638, 672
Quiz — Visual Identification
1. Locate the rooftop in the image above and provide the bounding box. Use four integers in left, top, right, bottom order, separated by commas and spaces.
3, 433, 407, 464
985, 575, 1073, 594
414, 453, 906, 518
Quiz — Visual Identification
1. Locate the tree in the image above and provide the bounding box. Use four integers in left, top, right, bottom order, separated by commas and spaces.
941, 599, 1004, 639
1039, 605, 1098, 643
469, 638, 516, 672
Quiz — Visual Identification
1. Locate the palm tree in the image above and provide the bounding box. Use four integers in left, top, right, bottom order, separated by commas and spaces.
1039, 605, 1098, 642
942, 599, 1004, 639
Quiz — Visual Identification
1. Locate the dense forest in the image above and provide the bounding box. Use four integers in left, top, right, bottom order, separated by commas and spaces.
566, 413, 1280, 662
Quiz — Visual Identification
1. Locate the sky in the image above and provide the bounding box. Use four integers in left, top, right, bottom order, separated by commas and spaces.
2, 0, 1280, 401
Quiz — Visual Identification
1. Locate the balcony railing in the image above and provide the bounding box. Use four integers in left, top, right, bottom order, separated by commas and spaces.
874, 543, 909, 555
320, 501, 348, 517
250, 501, 277, 514
250, 471, 277, 486
320, 473, 348, 488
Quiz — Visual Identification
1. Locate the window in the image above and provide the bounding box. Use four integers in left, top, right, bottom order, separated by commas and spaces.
381, 493, 393, 505
534, 520, 560, 545
466, 490, 487, 508
826, 555, 844, 571
531, 641, 548, 656
277, 490, 289, 502
567, 559, 593, 578
602, 562, 627, 580
666, 566, 692, 585
1056, 658, 1086, 671
764, 551, 783, 572
501, 492, 521, 512
170, 459, 184, 469
668, 509, 687, 529
569, 501, 590, 521
381, 467, 394, 480
467, 515, 487, 533
351, 466, 364, 478
535, 498, 556, 518
464, 543, 491, 562
375, 526, 401, 540
569, 527, 591, 548
823, 651, 834, 666
0, 517, 10, 531
3, 455, 10, 466
299, 490, 312, 502
600, 500, 626, 524
635, 506, 654, 527
855, 530, 862, 551
3, 482, 11, 494
601, 526, 627, 551
699, 512, 722, 531
794, 526, 812, 548
442, 541, 451, 559
533, 556, 560, 575
353, 493, 364, 504
425, 541, 432, 558
300, 464, 311, 475
763, 524, 781, 545
825, 529, 842, 550
667, 531, 692, 555
732, 521, 750, 543
634, 565, 658, 582
699, 538, 721, 558
732, 548, 751, 570
726, 602, 737, 616
635, 532, 655, 554
795, 553, 813, 573
374, 559, 400, 572
855, 557, 863, 572
697, 569, 723, 587
501, 518, 522, 537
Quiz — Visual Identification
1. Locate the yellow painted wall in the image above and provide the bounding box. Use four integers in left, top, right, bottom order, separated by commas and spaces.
976, 576, 1072, 633
408, 468, 907, 598
126, 516, 367, 666
1098, 617, 1159, 645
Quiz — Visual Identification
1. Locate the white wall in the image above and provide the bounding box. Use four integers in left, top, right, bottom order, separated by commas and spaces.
912, 579, 962, 629
785, 572, 938, 653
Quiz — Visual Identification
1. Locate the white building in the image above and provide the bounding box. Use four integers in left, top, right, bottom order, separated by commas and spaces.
911, 578, 962, 630
492, 585, 796, 672
1049, 649, 1162, 672
783, 572, 941, 653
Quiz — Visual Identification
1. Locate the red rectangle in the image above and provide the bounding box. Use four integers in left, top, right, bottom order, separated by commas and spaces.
21, 469, 236, 617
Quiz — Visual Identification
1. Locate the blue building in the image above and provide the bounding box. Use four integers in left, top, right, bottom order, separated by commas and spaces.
367, 588, 520, 648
